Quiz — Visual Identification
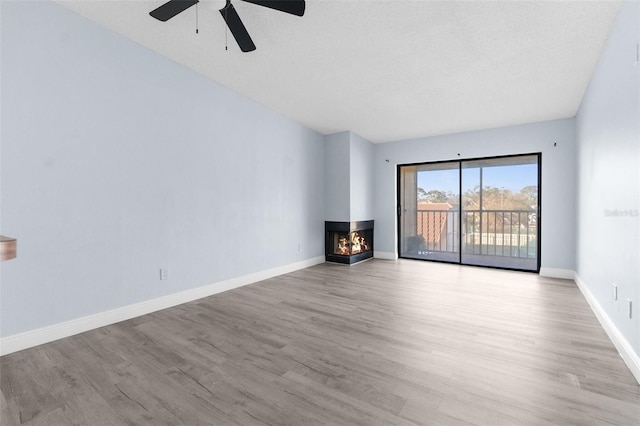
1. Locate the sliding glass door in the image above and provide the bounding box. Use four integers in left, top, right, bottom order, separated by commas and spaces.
398, 154, 540, 272
460, 155, 539, 270
399, 162, 460, 262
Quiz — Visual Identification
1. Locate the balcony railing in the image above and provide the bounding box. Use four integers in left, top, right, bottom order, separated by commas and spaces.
413, 209, 537, 258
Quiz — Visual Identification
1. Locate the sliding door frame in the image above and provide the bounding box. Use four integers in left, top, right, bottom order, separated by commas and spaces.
397, 152, 542, 273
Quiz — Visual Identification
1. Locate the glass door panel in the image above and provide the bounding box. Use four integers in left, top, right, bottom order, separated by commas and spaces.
461, 155, 539, 271
399, 162, 460, 262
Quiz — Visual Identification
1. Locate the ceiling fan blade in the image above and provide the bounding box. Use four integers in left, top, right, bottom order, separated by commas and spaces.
150, 0, 199, 22
241, 0, 305, 16
220, 4, 256, 52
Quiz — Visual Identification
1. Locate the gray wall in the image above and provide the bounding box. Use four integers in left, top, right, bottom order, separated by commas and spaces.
0, 1, 325, 337
576, 0, 639, 354
373, 118, 577, 270
324, 132, 351, 221
349, 132, 375, 222
324, 131, 375, 222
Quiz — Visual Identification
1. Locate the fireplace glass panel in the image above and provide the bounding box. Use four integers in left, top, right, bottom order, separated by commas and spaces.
330, 230, 372, 256
325, 221, 374, 264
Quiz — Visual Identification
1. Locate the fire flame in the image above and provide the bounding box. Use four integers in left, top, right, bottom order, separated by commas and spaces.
334, 232, 370, 255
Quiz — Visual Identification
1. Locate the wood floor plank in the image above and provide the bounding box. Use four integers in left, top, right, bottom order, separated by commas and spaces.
1, 259, 639, 425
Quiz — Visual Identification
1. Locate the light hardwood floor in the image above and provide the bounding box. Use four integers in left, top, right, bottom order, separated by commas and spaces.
1, 259, 639, 425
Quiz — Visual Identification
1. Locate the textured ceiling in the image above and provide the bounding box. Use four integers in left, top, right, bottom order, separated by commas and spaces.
56, 0, 623, 143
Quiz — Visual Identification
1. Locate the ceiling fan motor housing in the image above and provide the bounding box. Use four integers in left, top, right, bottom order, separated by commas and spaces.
205, 0, 229, 12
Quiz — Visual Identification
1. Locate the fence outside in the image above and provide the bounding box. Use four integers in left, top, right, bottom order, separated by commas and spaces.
415, 209, 537, 258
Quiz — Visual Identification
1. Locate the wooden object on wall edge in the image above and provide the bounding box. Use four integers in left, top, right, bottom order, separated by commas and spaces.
0, 235, 17, 261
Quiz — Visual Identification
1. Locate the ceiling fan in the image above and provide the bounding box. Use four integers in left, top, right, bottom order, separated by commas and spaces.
149, 0, 305, 52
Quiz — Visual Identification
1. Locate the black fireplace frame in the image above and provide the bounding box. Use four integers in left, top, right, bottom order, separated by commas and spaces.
325, 220, 374, 264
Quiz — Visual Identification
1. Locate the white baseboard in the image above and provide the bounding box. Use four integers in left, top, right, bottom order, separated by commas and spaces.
539, 267, 575, 280
0, 256, 325, 356
573, 272, 640, 384
374, 251, 398, 260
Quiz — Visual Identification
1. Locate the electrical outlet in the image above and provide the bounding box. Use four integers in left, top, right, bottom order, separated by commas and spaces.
297, 243, 301, 252
612, 283, 618, 301
160, 268, 168, 280
627, 299, 632, 319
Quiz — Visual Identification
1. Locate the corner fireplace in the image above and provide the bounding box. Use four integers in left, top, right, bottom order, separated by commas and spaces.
325, 220, 374, 264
